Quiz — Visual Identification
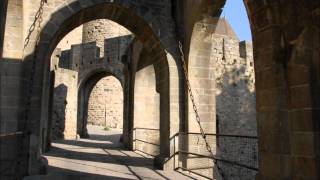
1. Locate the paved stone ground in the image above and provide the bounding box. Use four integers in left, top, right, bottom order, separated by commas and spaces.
24, 125, 195, 180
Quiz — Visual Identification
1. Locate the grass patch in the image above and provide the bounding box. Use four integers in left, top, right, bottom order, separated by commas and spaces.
103, 126, 111, 131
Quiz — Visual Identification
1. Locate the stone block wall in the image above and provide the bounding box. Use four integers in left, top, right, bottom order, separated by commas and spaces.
0, 0, 318, 179
104, 35, 133, 64
56, 25, 83, 51
212, 23, 257, 179
1, 0, 23, 134
186, 18, 257, 179
213, 36, 256, 136
0, 0, 181, 176
0, 1, 27, 178
186, 20, 217, 178
134, 65, 160, 156
87, 76, 123, 129
70, 42, 100, 71
51, 20, 132, 137
51, 68, 78, 140
83, 20, 131, 57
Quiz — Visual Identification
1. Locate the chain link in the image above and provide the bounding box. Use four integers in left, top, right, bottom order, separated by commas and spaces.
178, 42, 226, 180
24, 0, 46, 49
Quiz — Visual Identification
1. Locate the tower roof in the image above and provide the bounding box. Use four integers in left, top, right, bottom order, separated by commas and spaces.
213, 17, 239, 40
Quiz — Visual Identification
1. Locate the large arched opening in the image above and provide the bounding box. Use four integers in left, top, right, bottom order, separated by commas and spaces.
176, 0, 320, 179
77, 71, 124, 138
86, 76, 124, 135
22, 1, 181, 175
1, 0, 318, 179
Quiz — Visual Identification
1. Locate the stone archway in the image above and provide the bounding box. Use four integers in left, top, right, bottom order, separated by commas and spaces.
22, 1, 181, 174
1, 0, 319, 179
87, 76, 124, 129
176, 0, 320, 179
77, 70, 125, 138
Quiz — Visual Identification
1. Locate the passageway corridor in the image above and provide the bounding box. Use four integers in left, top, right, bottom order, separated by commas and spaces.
24, 126, 194, 180
1, 0, 319, 179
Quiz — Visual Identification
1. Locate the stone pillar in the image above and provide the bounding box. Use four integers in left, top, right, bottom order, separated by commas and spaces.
186, 19, 217, 178
243, 1, 320, 179
0, 0, 32, 178
134, 65, 160, 156
51, 68, 78, 140
123, 41, 143, 149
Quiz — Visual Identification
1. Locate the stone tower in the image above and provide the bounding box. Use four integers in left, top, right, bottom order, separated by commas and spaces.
186, 17, 257, 179
211, 18, 257, 179
211, 17, 256, 136
82, 19, 131, 58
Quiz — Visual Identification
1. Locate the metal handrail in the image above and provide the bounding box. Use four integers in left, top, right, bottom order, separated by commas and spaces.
174, 131, 258, 179
177, 166, 212, 180
133, 127, 160, 131
179, 151, 258, 171
0, 131, 27, 138
179, 132, 258, 139
133, 139, 160, 146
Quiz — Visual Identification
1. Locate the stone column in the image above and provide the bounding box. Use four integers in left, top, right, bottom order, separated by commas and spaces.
0, 0, 34, 177
186, 19, 216, 178
51, 69, 78, 140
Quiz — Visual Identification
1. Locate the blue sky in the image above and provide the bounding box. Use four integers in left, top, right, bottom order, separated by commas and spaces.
221, 0, 252, 41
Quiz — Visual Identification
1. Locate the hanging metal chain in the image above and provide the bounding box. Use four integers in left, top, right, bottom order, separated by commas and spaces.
23, 0, 46, 127
24, 0, 46, 49
178, 42, 226, 180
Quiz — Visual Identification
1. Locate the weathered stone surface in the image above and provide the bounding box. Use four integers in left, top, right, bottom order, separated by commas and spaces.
51, 68, 78, 140
1, 1, 319, 179
134, 65, 160, 157
87, 76, 123, 128
83, 19, 131, 57
187, 17, 257, 179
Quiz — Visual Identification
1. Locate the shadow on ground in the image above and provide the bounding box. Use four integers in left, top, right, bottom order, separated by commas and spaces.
24, 126, 194, 180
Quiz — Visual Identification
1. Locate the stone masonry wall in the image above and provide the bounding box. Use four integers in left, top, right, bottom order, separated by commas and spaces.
0, 1, 318, 179
186, 20, 217, 178
211, 33, 257, 179
56, 25, 83, 51
82, 20, 132, 129
87, 76, 123, 129
213, 35, 256, 136
186, 18, 257, 179
53, 19, 160, 158
51, 68, 78, 140
134, 65, 160, 156
52, 19, 132, 137
15, 1, 181, 175
83, 20, 131, 57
